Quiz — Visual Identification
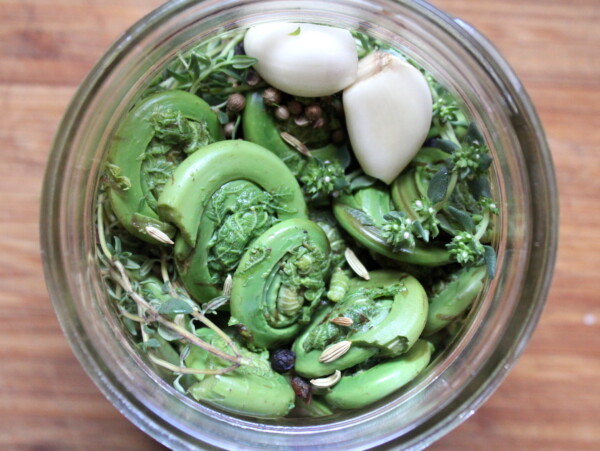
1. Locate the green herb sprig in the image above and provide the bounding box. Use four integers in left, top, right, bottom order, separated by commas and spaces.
146, 30, 260, 103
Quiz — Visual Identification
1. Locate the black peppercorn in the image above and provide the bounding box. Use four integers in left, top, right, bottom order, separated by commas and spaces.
270, 348, 296, 373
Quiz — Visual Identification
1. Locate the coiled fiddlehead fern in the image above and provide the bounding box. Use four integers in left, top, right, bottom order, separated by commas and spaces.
324, 339, 433, 410
156, 140, 308, 303
105, 90, 224, 243
422, 265, 487, 336
186, 328, 296, 418
230, 218, 331, 349
333, 184, 452, 266
293, 270, 428, 378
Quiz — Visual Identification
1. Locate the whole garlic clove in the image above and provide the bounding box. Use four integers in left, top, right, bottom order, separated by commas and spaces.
343, 52, 433, 184
244, 22, 358, 97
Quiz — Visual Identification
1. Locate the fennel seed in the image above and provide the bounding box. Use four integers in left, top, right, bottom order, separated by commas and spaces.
222, 274, 233, 297
145, 226, 174, 245
345, 248, 370, 280
310, 370, 341, 388
201, 295, 229, 314
281, 132, 311, 157
319, 340, 352, 363
330, 316, 353, 327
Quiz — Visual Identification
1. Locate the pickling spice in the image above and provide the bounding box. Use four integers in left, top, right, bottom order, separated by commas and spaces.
96, 24, 498, 419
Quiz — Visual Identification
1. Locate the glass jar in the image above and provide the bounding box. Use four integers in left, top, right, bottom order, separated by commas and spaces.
41, 0, 558, 449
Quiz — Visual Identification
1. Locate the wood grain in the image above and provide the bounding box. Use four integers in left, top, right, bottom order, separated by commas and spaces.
0, 0, 598, 449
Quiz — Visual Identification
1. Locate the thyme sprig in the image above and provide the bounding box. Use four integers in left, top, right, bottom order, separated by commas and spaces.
96, 194, 246, 375
146, 30, 260, 103
300, 158, 349, 202
377, 77, 498, 276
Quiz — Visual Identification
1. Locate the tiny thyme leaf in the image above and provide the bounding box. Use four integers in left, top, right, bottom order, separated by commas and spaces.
180, 345, 191, 366
231, 55, 258, 69
288, 26, 301, 36
464, 122, 484, 144
412, 220, 429, 242
123, 318, 138, 336
428, 166, 450, 204
217, 110, 230, 125
345, 207, 375, 227
483, 245, 497, 278
349, 173, 377, 191
429, 139, 460, 154
158, 298, 195, 315
469, 176, 492, 200
143, 338, 161, 349
157, 324, 183, 341
446, 205, 475, 233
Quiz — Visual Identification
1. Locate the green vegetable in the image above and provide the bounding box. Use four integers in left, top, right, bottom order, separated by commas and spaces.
106, 90, 223, 243
186, 328, 295, 418
327, 267, 351, 302
243, 91, 307, 175
243, 91, 350, 203
156, 140, 307, 302
309, 208, 349, 270
333, 185, 452, 266
293, 270, 428, 378
324, 339, 433, 410
230, 218, 331, 349
95, 28, 499, 419
293, 396, 334, 418
423, 265, 487, 336
138, 277, 187, 366
145, 30, 259, 101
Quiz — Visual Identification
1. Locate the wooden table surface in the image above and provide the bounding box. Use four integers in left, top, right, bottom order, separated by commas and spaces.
1, 0, 598, 449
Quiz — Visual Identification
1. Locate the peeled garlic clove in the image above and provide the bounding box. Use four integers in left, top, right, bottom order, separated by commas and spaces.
244, 23, 358, 97
343, 52, 433, 184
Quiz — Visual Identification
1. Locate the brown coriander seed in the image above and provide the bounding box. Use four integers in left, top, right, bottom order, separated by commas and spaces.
332, 129, 346, 143
226, 93, 246, 114
305, 104, 323, 121
246, 69, 261, 87
223, 122, 235, 138
263, 87, 282, 106
275, 106, 290, 121
287, 100, 303, 116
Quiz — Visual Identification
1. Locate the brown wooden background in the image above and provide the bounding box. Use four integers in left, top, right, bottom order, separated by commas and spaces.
1, 0, 598, 449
